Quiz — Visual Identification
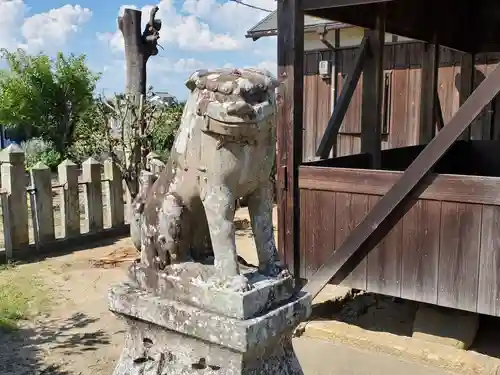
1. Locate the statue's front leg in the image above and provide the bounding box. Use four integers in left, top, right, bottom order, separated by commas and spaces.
248, 181, 289, 278
202, 183, 249, 291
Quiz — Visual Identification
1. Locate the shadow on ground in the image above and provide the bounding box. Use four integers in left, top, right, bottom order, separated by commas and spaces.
0, 312, 117, 375
3, 235, 131, 268
310, 290, 500, 360
310, 291, 418, 337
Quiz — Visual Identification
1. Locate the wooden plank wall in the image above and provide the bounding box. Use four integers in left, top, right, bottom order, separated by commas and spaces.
303, 51, 334, 162
302, 43, 500, 161
299, 164, 500, 316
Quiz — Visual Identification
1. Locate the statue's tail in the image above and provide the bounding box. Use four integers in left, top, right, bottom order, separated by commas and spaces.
129, 170, 158, 251
130, 200, 143, 251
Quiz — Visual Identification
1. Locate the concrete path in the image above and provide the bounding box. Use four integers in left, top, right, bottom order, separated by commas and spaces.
294, 336, 456, 375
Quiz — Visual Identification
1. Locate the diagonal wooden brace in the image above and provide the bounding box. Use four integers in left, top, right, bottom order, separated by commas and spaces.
303, 62, 500, 299
316, 36, 371, 159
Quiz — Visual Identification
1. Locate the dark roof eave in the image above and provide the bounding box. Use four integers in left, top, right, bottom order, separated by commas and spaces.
246, 22, 351, 39
245, 30, 278, 39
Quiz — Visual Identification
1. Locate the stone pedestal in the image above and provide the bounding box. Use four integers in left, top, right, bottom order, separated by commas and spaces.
109, 262, 312, 374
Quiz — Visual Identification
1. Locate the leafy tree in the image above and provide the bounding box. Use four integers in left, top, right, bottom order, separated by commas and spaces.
0, 49, 100, 160
147, 100, 185, 161
74, 90, 183, 198
69, 98, 111, 164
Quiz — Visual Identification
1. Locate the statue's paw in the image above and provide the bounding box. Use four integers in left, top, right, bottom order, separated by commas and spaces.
259, 261, 290, 279
277, 267, 291, 279
223, 274, 252, 292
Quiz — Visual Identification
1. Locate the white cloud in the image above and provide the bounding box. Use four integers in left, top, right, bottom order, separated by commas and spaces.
181, 0, 278, 63
256, 60, 277, 77
149, 56, 207, 73
0, 1, 92, 54
183, 0, 275, 36
98, 1, 242, 53
97, 31, 124, 53
0, 0, 27, 51
21, 5, 92, 53
95, 0, 279, 97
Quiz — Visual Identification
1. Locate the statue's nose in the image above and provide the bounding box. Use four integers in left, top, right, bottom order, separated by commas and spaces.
226, 101, 255, 117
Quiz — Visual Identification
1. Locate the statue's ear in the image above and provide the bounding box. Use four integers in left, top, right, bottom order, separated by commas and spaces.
185, 78, 196, 91
185, 69, 209, 91
266, 77, 280, 91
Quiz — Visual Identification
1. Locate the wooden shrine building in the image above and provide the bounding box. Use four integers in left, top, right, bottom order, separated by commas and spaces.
248, 12, 500, 161
277, 0, 500, 317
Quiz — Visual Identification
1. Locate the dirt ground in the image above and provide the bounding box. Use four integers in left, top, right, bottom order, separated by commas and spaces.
0, 207, 498, 375
0, 208, 261, 375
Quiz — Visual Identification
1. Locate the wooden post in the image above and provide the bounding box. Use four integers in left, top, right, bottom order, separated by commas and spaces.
0, 144, 29, 252
139, 170, 155, 195
83, 157, 103, 233
303, 61, 500, 299
459, 53, 475, 140
30, 162, 55, 245
146, 151, 166, 176
119, 7, 161, 199
58, 159, 80, 238
104, 158, 125, 228
277, 0, 304, 279
316, 37, 370, 159
361, 5, 386, 169
419, 36, 440, 144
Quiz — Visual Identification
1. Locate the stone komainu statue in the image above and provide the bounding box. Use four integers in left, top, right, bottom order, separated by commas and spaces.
131, 68, 286, 291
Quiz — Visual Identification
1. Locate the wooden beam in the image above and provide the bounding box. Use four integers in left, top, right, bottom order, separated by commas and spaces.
316, 37, 370, 159
459, 53, 475, 140
360, 7, 385, 168
302, 62, 500, 299
277, 0, 304, 279
419, 37, 440, 144
302, 0, 392, 11
435, 92, 444, 131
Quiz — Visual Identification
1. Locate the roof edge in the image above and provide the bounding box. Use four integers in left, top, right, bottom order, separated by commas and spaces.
246, 21, 353, 39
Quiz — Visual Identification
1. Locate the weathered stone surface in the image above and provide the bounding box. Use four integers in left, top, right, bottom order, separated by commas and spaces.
112, 317, 303, 375
127, 261, 295, 319
109, 283, 311, 353
131, 68, 284, 291
412, 304, 479, 349
113, 67, 307, 374
109, 281, 311, 375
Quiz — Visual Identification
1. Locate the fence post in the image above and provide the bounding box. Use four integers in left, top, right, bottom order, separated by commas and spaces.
0, 144, 29, 253
30, 162, 55, 246
147, 151, 166, 176
58, 159, 80, 238
146, 151, 159, 170
104, 158, 125, 228
82, 157, 103, 233
139, 169, 155, 196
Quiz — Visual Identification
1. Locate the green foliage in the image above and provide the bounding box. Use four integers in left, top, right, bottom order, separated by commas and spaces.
0, 49, 100, 157
69, 99, 111, 164
20, 138, 61, 170
147, 101, 184, 160
0, 264, 49, 331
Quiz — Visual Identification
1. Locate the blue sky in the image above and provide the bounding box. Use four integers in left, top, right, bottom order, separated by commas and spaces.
0, 0, 277, 100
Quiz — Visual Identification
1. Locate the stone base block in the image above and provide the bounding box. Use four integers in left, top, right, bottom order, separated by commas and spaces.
112, 318, 302, 375
412, 304, 479, 349
128, 261, 295, 319
109, 283, 311, 375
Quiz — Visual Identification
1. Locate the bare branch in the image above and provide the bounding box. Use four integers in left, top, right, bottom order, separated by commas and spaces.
149, 6, 159, 28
